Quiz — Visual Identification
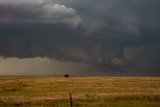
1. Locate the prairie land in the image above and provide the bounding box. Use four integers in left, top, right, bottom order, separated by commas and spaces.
0, 76, 159, 107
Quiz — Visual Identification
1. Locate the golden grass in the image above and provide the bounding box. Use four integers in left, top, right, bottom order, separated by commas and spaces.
0, 76, 159, 107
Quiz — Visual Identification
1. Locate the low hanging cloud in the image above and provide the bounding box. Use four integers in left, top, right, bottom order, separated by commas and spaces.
0, 0, 81, 28
124, 43, 160, 75
0, 23, 132, 71
0, 0, 160, 75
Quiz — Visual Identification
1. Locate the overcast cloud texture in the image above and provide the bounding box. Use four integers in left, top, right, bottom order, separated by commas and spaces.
0, 0, 160, 76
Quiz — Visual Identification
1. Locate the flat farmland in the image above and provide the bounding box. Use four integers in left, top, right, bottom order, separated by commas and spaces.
0, 76, 159, 107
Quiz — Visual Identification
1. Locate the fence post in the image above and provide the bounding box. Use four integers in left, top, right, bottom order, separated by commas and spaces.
70, 93, 73, 107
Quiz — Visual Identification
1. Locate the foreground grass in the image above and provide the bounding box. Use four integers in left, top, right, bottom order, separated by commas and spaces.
0, 76, 159, 107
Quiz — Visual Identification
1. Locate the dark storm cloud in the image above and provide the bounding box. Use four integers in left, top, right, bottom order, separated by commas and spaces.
0, 0, 160, 75
0, 23, 131, 70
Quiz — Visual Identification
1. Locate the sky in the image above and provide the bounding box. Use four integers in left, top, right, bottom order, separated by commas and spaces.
0, 0, 160, 76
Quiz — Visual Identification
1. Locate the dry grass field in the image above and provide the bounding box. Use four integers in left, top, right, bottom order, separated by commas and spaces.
0, 76, 160, 107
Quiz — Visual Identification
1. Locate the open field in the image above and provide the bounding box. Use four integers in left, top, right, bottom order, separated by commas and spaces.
0, 76, 160, 107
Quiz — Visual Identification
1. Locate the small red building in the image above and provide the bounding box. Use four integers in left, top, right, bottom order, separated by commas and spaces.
64, 74, 69, 78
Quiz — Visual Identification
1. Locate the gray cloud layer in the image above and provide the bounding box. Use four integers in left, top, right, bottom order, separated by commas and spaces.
0, 0, 81, 28
0, 0, 160, 75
